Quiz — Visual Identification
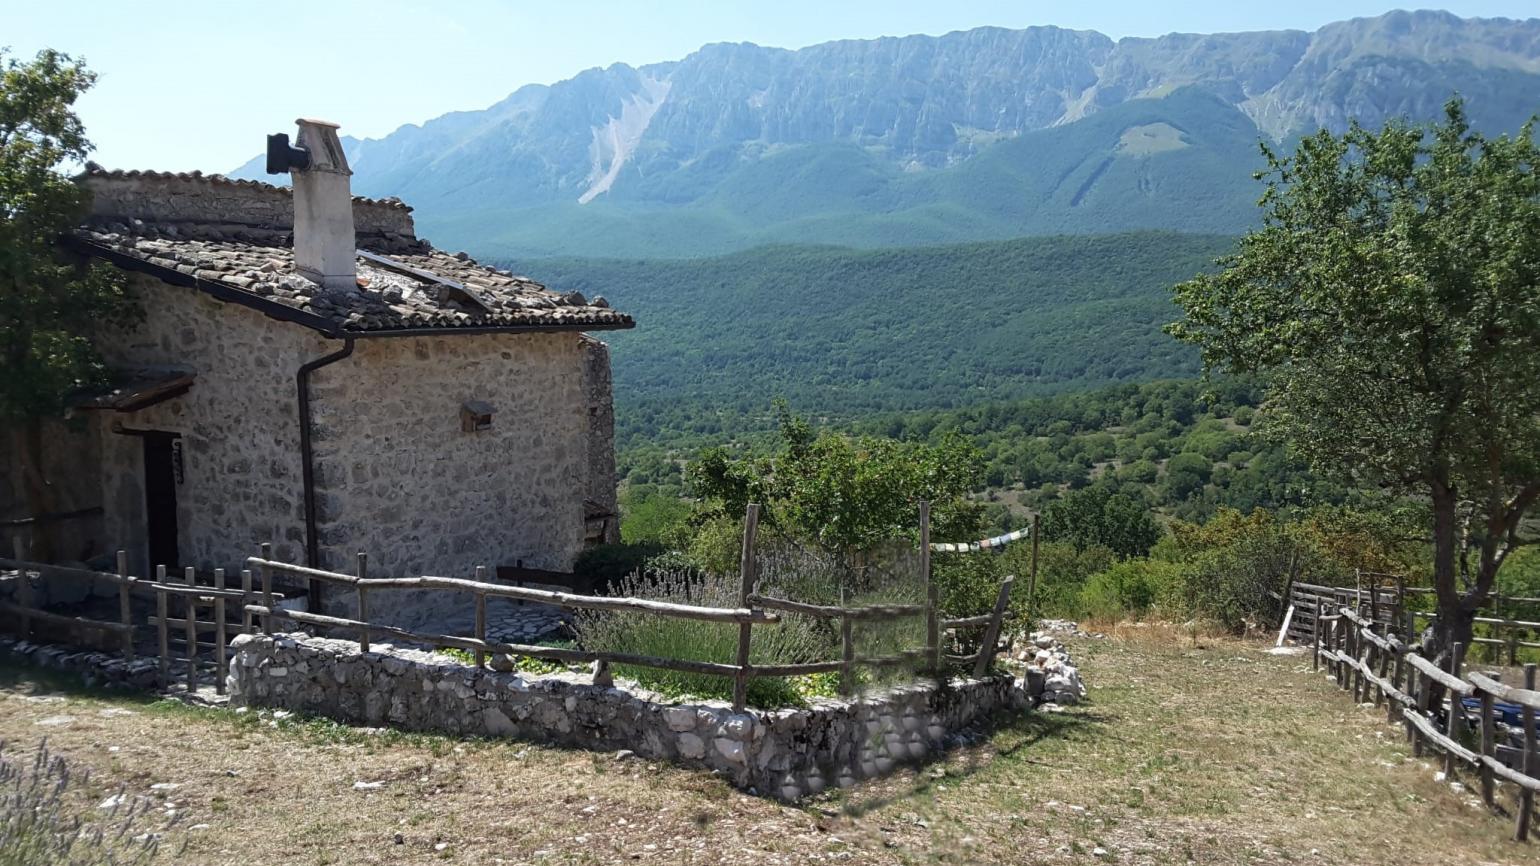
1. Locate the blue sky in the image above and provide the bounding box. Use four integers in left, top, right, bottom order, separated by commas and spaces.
8, 2, 1537, 172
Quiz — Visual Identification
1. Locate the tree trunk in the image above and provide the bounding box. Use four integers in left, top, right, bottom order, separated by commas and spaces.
1428, 484, 1468, 659
10, 418, 57, 562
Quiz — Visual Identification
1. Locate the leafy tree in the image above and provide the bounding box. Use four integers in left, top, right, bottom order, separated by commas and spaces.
688, 404, 984, 565
1040, 486, 1161, 559
1169, 100, 1540, 651
0, 49, 133, 559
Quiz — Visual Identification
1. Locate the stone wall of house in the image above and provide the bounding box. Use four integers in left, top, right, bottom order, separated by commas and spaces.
228, 632, 1033, 799
581, 336, 620, 544
96, 272, 327, 578
307, 331, 608, 624
81, 171, 415, 243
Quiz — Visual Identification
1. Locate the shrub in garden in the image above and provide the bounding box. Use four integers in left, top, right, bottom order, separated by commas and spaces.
1, 740, 176, 866
575, 567, 835, 707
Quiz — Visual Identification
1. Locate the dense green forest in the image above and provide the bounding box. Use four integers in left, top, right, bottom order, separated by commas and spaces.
617, 378, 1359, 532
509, 231, 1236, 417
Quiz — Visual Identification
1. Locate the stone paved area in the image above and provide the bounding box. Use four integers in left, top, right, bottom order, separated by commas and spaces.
428, 594, 573, 646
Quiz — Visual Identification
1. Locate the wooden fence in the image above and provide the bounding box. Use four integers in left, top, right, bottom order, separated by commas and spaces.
240, 503, 1017, 711
1, 540, 281, 696
1286, 577, 1540, 665
1315, 601, 1539, 840
2, 502, 1019, 710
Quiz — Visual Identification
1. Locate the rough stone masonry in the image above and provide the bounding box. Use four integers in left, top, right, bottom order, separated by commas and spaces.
228, 632, 1040, 799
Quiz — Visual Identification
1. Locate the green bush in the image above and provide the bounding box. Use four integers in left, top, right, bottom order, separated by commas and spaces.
1159, 534, 1295, 632
619, 491, 693, 546
574, 567, 834, 708
573, 542, 662, 586
1078, 560, 1177, 621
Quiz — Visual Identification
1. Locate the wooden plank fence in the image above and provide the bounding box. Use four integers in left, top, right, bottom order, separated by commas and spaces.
1315, 602, 1540, 840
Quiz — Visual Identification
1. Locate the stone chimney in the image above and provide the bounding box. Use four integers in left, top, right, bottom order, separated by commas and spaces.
289, 119, 355, 290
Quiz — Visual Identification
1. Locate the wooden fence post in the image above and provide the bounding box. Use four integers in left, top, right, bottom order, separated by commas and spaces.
183, 567, 198, 693
839, 615, 854, 697
1027, 514, 1040, 626
732, 503, 761, 712
12, 535, 31, 640
926, 584, 941, 676
1479, 674, 1496, 808
260, 542, 273, 635
1349, 616, 1363, 702
155, 564, 169, 689
474, 566, 487, 669
974, 577, 1015, 679
240, 569, 253, 634
1413, 657, 1430, 758
920, 501, 938, 675
1312, 599, 1322, 672
1517, 663, 1536, 842
213, 568, 227, 696
356, 553, 369, 652
117, 549, 133, 661
1444, 641, 1465, 779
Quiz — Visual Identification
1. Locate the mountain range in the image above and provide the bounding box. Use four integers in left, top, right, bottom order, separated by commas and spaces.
232, 9, 1540, 259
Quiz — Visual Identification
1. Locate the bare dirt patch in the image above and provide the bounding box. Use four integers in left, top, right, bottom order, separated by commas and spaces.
0, 627, 1531, 865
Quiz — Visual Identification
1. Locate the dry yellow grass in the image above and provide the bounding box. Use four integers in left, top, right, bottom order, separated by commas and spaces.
0, 626, 1533, 865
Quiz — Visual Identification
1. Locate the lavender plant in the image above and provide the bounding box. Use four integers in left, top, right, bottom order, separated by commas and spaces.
0, 740, 176, 866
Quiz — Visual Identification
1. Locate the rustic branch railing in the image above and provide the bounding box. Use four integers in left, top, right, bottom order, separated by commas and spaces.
1289, 578, 1540, 666
1315, 603, 1539, 840
2, 503, 1019, 712
2, 545, 278, 696
239, 503, 1016, 711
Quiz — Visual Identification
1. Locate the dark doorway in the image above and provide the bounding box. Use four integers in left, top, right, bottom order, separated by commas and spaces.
142, 433, 180, 570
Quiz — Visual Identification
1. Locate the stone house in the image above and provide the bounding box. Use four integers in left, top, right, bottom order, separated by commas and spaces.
6, 119, 631, 622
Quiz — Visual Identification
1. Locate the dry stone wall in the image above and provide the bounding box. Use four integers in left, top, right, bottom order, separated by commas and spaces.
228, 632, 1036, 799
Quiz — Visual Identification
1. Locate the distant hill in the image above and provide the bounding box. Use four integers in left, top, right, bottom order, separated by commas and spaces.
230, 10, 1540, 259
509, 232, 1237, 415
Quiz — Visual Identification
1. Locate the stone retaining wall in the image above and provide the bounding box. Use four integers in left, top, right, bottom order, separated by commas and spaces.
228, 633, 1038, 799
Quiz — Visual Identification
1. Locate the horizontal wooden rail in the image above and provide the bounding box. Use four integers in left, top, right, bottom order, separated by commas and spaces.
1357, 627, 1404, 654
250, 605, 749, 677
1404, 709, 1481, 766
249, 560, 780, 625
1481, 755, 1540, 793
1467, 671, 1540, 712
746, 594, 924, 621
1406, 653, 1476, 696
148, 583, 251, 601
380, 576, 779, 624
247, 557, 358, 586
0, 558, 131, 586
942, 611, 1019, 629
0, 601, 132, 634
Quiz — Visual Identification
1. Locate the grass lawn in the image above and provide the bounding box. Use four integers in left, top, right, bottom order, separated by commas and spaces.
0, 625, 1531, 865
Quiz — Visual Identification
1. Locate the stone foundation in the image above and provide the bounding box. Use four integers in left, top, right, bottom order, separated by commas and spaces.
228, 633, 1038, 799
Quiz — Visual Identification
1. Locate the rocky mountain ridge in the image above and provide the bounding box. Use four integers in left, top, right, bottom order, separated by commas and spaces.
231, 9, 1540, 258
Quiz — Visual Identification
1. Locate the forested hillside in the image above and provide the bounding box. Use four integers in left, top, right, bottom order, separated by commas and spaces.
617, 379, 1351, 530
511, 231, 1235, 418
